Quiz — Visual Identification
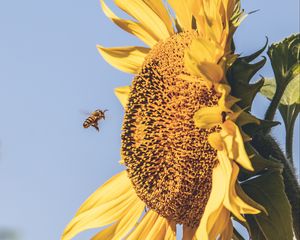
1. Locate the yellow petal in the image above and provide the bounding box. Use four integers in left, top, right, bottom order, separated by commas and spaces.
142, 0, 174, 36
114, 0, 171, 41
167, 0, 194, 30
61, 171, 137, 239
62, 190, 137, 240
220, 217, 233, 240
184, 51, 205, 77
184, 38, 225, 82
114, 86, 131, 108
232, 125, 253, 170
216, 84, 232, 106
221, 121, 254, 171
165, 221, 177, 240
146, 216, 168, 239
230, 163, 260, 215
195, 163, 225, 240
127, 210, 158, 240
193, 106, 224, 128
209, 207, 231, 240
76, 171, 131, 214
97, 45, 150, 74
222, 120, 236, 136
100, 0, 158, 47
92, 199, 145, 240
186, 38, 224, 64
127, 210, 176, 240
197, 62, 224, 83
218, 151, 245, 221
218, 152, 260, 221
208, 132, 224, 151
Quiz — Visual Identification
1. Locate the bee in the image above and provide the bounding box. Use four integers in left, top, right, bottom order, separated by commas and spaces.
83, 109, 107, 131
221, 111, 228, 123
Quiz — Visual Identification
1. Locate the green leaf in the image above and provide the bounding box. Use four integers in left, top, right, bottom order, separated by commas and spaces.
246, 143, 282, 172
281, 71, 300, 105
260, 78, 276, 101
261, 35, 300, 161
264, 34, 300, 122
242, 170, 294, 240
268, 34, 300, 90
245, 215, 267, 240
260, 77, 300, 105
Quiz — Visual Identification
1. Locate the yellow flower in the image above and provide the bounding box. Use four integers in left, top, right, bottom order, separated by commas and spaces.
62, 0, 260, 239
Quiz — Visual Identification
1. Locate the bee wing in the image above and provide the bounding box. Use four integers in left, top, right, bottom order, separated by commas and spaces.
80, 109, 91, 116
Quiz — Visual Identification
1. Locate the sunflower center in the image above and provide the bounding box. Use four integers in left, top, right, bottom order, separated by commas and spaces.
122, 31, 220, 227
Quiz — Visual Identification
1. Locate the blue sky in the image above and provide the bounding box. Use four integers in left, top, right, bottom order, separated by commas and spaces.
0, 0, 299, 239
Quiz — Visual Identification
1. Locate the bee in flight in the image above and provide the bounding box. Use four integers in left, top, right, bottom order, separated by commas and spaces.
83, 109, 108, 131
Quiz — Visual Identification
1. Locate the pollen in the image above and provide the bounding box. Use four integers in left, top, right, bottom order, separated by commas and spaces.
122, 31, 220, 227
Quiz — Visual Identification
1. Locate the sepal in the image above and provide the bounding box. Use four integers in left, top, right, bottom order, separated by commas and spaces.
227, 54, 266, 109
242, 119, 280, 137
240, 37, 268, 63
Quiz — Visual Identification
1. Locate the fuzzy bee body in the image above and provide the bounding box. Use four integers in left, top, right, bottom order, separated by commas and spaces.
83, 109, 107, 131
221, 111, 227, 123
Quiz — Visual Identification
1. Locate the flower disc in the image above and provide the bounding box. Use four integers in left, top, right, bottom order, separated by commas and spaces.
122, 31, 220, 227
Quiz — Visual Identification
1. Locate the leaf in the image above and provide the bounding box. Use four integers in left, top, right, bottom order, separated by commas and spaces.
261, 34, 300, 160
280, 73, 300, 105
260, 77, 300, 105
260, 78, 276, 101
245, 215, 267, 240
268, 34, 300, 90
241, 170, 294, 240
264, 34, 300, 123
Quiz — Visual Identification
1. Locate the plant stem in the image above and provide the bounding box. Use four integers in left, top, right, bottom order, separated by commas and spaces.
284, 104, 300, 165
264, 87, 285, 123
251, 134, 300, 239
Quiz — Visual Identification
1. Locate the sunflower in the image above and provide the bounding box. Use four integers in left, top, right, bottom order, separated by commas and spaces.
62, 0, 263, 239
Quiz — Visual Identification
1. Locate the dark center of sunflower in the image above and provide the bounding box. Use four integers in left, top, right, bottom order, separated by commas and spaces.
122, 31, 219, 227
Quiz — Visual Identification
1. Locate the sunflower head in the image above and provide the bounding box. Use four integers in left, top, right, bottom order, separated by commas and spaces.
62, 1, 265, 240
122, 30, 222, 227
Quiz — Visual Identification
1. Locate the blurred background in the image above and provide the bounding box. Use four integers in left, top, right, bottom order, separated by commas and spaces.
0, 0, 299, 239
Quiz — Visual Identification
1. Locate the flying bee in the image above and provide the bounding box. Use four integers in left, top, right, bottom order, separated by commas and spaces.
83, 109, 108, 131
